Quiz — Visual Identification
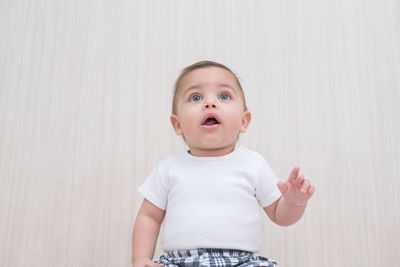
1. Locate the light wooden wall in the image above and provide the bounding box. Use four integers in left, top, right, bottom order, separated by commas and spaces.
1, 0, 399, 266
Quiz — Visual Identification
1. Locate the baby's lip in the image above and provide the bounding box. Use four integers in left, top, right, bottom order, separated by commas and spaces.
201, 113, 221, 125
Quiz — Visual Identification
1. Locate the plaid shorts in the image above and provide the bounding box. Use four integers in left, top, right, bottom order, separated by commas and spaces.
155, 248, 278, 267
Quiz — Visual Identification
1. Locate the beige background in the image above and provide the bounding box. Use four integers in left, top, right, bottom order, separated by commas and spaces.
1, 0, 399, 266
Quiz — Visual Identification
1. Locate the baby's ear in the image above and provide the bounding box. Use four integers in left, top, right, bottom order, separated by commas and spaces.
240, 111, 251, 133
170, 114, 183, 135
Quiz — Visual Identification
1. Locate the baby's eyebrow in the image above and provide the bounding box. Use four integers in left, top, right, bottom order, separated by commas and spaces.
184, 83, 235, 94
181, 86, 199, 99
184, 84, 201, 92
216, 83, 235, 90
181, 83, 237, 100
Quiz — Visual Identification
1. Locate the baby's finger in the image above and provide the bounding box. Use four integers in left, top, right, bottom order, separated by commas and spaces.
307, 185, 316, 198
295, 174, 305, 188
277, 181, 288, 195
300, 179, 310, 194
288, 166, 300, 184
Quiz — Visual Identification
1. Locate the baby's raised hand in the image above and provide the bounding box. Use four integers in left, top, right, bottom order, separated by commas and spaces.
277, 166, 315, 207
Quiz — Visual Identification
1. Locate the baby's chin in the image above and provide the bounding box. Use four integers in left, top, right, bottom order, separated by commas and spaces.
190, 133, 240, 147
187, 141, 237, 156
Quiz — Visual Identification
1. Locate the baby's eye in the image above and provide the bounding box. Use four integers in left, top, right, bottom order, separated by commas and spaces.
219, 93, 230, 100
190, 95, 202, 102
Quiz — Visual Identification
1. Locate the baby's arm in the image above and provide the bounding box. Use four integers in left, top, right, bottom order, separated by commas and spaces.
264, 166, 315, 226
132, 199, 165, 267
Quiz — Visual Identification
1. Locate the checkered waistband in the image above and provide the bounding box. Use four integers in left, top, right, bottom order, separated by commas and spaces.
167, 248, 254, 258
158, 248, 278, 267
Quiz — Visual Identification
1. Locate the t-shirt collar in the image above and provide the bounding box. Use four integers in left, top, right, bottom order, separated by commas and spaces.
184, 144, 241, 161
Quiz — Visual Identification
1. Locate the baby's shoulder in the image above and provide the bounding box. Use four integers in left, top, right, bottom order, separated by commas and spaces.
238, 146, 266, 162
155, 152, 186, 169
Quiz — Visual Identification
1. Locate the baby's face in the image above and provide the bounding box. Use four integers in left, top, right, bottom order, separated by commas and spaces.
171, 67, 251, 156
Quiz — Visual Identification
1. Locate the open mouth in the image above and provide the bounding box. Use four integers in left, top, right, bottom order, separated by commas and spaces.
203, 117, 219, 125
201, 114, 221, 126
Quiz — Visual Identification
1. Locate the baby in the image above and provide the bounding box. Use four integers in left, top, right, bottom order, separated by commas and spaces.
131, 61, 315, 267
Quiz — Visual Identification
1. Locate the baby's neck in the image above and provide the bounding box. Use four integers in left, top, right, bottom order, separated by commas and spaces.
188, 144, 236, 157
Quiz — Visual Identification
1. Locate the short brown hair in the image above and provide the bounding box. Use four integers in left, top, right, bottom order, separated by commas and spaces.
172, 61, 247, 114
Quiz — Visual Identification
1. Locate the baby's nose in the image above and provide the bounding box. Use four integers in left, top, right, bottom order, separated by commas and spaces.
203, 99, 217, 109
204, 103, 216, 109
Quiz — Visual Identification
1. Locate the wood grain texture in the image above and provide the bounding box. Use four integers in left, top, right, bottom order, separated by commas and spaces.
0, 0, 399, 266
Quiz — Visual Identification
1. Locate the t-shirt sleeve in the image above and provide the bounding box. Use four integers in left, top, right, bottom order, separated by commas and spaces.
256, 159, 282, 207
137, 163, 169, 210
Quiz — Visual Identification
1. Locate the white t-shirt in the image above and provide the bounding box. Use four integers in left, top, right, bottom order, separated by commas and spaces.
138, 145, 281, 253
